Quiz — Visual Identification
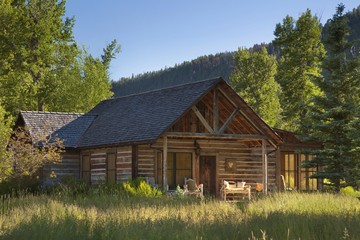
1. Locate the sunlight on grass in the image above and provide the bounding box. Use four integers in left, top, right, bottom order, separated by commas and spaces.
0, 192, 359, 239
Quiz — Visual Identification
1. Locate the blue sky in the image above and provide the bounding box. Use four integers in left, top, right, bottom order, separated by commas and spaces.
65, 1, 359, 81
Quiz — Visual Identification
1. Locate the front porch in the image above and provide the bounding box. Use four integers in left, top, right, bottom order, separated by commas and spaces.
151, 136, 277, 198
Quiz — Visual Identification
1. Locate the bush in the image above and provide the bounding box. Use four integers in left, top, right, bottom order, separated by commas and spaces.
90, 181, 125, 196
122, 177, 163, 198
0, 175, 41, 195
41, 176, 90, 197
340, 186, 360, 198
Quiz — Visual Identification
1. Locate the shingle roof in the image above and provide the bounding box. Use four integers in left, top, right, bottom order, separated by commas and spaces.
77, 77, 222, 147
19, 111, 95, 148
18, 77, 283, 149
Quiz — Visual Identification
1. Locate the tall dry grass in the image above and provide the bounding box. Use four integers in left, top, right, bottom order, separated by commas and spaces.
0, 192, 359, 239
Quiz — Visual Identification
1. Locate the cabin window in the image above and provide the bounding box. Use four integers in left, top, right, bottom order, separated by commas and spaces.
284, 153, 296, 189
82, 155, 91, 184
282, 152, 318, 191
107, 153, 116, 183
156, 152, 192, 190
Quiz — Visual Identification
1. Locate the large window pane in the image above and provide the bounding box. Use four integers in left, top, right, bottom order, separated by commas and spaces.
167, 153, 192, 190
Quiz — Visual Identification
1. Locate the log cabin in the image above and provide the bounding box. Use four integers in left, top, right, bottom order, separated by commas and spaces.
16, 77, 322, 196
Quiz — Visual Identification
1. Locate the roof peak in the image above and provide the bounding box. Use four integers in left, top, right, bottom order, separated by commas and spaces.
20, 110, 84, 115
109, 77, 224, 101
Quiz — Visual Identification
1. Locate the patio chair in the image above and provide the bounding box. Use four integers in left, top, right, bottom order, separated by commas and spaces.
221, 180, 251, 201
184, 178, 204, 199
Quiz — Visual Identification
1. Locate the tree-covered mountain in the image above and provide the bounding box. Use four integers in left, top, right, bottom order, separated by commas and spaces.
112, 6, 360, 97
111, 52, 234, 97
112, 42, 273, 97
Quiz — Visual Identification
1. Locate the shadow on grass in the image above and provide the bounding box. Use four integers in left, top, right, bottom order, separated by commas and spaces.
2, 211, 359, 240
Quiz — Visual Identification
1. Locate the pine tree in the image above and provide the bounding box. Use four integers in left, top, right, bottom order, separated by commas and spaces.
274, 9, 325, 131
230, 47, 281, 126
305, 4, 360, 190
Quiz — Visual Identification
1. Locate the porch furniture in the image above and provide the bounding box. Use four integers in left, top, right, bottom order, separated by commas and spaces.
184, 178, 204, 199
221, 180, 251, 201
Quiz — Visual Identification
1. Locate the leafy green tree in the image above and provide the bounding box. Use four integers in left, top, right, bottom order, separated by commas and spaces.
0, 103, 13, 181
0, 0, 119, 115
274, 9, 325, 131
304, 4, 360, 190
48, 47, 116, 113
230, 47, 281, 126
0, 0, 78, 114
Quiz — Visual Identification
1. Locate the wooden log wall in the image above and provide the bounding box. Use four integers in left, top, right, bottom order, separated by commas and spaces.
250, 146, 277, 186
42, 150, 80, 180
89, 150, 107, 184
153, 137, 277, 196
116, 146, 132, 182
137, 145, 156, 178
217, 145, 276, 193
80, 146, 132, 184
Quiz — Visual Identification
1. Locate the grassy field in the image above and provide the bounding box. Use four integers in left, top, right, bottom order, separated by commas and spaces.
0, 192, 359, 239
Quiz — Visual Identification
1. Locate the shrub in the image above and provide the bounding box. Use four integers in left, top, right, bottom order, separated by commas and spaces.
40, 176, 90, 197
122, 178, 163, 198
340, 186, 360, 198
0, 175, 41, 195
90, 181, 125, 196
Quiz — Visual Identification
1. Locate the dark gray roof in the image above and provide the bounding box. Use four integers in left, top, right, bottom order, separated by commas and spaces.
19, 111, 95, 148
19, 77, 282, 149
77, 78, 222, 147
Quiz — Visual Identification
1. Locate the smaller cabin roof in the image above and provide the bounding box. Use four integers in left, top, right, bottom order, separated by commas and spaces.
18, 111, 95, 148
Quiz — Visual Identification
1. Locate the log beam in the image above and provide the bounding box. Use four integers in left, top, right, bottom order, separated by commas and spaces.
218, 107, 239, 133
192, 106, 214, 133
163, 136, 168, 191
262, 139, 268, 194
213, 88, 219, 131
166, 132, 269, 141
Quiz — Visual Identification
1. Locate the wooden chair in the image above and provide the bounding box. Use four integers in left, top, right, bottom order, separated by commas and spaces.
184, 178, 204, 199
221, 180, 251, 201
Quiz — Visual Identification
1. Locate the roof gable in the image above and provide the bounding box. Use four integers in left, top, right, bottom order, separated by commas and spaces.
77, 78, 222, 147
18, 77, 282, 149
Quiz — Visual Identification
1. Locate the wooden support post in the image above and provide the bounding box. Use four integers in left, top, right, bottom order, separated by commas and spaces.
213, 88, 219, 132
163, 136, 168, 191
262, 139, 268, 194
132, 145, 138, 179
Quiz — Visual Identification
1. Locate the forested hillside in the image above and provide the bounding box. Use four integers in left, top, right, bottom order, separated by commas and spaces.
112, 52, 234, 97
112, 6, 360, 97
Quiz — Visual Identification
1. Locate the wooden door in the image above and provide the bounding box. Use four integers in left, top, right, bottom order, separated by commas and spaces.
200, 156, 216, 196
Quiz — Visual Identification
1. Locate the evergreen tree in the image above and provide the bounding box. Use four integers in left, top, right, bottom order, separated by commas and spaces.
305, 4, 360, 190
230, 47, 281, 126
274, 9, 325, 131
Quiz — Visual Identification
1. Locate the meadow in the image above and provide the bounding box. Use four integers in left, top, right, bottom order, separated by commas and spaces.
0, 191, 359, 240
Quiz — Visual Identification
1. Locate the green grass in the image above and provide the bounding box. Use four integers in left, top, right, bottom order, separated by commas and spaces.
0, 192, 359, 239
